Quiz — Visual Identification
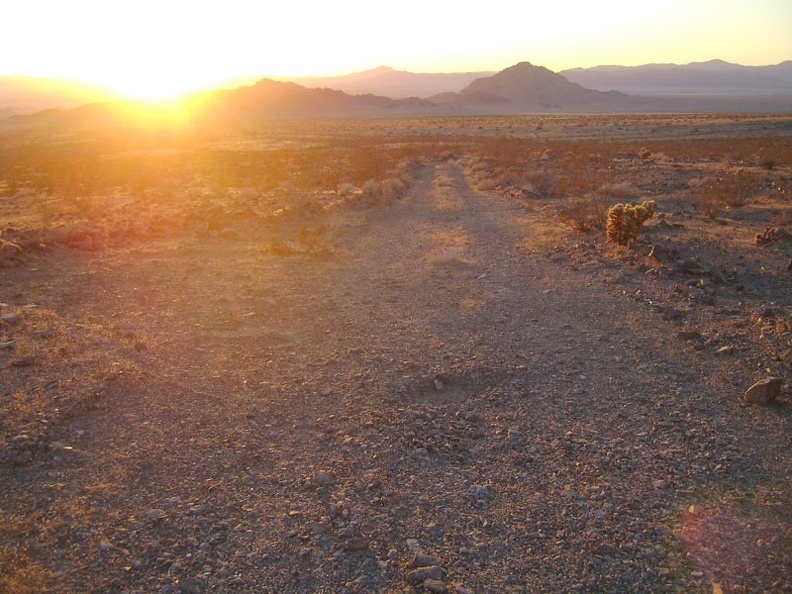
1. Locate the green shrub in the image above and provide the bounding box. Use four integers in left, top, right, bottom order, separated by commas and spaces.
606, 200, 656, 246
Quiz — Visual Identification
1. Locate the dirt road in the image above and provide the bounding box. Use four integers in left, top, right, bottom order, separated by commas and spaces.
2, 160, 790, 593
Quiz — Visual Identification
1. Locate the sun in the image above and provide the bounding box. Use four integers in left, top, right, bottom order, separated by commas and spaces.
100, 71, 224, 101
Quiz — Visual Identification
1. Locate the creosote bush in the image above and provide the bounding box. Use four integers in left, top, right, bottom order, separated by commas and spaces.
606, 200, 656, 246
690, 169, 759, 217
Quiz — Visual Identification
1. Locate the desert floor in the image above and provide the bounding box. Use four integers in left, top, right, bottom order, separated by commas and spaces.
1, 113, 791, 593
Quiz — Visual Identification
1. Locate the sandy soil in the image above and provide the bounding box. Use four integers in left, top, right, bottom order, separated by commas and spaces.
1, 139, 791, 593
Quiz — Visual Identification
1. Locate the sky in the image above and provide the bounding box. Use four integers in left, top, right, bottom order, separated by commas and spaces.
2, 0, 791, 99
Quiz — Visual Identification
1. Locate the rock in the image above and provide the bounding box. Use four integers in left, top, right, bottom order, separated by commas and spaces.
711, 267, 727, 284
744, 377, 783, 404
677, 330, 704, 342
594, 543, 618, 556
11, 356, 37, 368
661, 307, 685, 321
0, 313, 21, 324
145, 509, 167, 521
313, 471, 334, 488
672, 259, 703, 274
412, 554, 441, 568
406, 565, 445, 584
423, 579, 447, 592
716, 346, 735, 356
341, 537, 369, 552
647, 242, 678, 262
468, 485, 493, 499
759, 306, 781, 320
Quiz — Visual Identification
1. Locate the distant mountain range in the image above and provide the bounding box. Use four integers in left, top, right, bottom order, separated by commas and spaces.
2, 59, 791, 124
0, 76, 121, 116
285, 59, 792, 99
560, 59, 792, 95
283, 66, 495, 99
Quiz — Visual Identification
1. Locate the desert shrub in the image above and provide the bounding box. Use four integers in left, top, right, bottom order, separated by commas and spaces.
556, 178, 610, 231
690, 177, 721, 217
559, 197, 604, 232
761, 157, 776, 171
720, 168, 758, 208
337, 183, 358, 196
603, 181, 641, 201
690, 169, 759, 215
262, 224, 343, 256
361, 180, 381, 196
473, 177, 498, 191
1, 177, 20, 197
606, 200, 656, 246
524, 169, 557, 196
381, 177, 406, 200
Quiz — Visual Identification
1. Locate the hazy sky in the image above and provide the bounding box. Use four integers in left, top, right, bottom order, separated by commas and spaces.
2, 0, 790, 98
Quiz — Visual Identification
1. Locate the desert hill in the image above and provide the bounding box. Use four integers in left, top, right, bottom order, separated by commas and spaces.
432, 62, 628, 108
188, 77, 434, 115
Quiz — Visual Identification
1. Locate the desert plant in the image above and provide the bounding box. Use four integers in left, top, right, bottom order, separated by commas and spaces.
337, 183, 358, 197
720, 168, 757, 208
262, 224, 343, 257
606, 200, 656, 246
691, 169, 759, 215
558, 197, 603, 232
690, 177, 722, 218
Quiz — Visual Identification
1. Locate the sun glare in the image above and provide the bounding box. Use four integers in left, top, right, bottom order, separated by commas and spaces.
98, 70, 226, 101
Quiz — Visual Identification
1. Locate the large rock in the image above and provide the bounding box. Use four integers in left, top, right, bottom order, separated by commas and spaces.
744, 377, 783, 404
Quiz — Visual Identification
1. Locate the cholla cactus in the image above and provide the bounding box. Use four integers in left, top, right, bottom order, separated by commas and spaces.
606, 200, 655, 246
